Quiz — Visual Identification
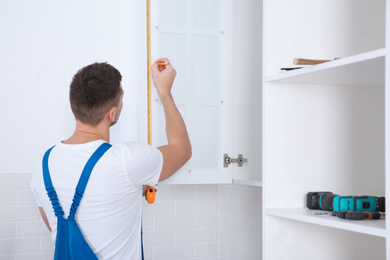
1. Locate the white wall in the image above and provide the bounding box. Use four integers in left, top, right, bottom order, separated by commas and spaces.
143, 184, 262, 260
219, 185, 262, 259
143, 185, 220, 259
0, 0, 146, 173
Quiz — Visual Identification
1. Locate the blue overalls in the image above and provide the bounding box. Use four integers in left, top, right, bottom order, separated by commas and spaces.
42, 143, 111, 260
43, 142, 146, 259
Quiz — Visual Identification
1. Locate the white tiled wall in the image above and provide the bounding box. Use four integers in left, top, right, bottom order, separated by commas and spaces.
142, 185, 220, 260
219, 185, 262, 260
0, 174, 261, 260
0, 173, 54, 260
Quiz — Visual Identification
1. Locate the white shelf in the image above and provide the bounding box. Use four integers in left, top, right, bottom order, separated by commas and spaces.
232, 178, 262, 187
266, 49, 386, 87
265, 208, 386, 238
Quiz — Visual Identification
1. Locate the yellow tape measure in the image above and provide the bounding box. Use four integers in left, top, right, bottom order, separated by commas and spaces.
146, 0, 152, 145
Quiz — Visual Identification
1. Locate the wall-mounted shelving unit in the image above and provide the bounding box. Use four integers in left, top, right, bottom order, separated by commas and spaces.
263, 0, 388, 259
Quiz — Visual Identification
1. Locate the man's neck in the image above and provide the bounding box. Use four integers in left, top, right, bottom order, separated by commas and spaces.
63, 120, 110, 144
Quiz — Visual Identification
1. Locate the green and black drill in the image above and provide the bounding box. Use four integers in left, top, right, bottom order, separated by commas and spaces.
307, 192, 385, 220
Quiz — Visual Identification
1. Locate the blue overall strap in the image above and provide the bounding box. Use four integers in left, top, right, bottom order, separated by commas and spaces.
42, 146, 65, 218
68, 142, 112, 220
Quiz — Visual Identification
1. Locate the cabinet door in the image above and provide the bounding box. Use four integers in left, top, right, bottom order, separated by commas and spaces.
151, 0, 233, 184
231, 0, 262, 185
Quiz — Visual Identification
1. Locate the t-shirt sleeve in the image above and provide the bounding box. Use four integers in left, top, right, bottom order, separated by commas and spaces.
123, 142, 163, 187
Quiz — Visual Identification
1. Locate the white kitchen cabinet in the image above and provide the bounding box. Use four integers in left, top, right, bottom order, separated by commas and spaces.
151, 0, 262, 185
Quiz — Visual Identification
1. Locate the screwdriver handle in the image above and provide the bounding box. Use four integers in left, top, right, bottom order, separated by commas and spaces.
293, 58, 341, 65
293, 58, 332, 65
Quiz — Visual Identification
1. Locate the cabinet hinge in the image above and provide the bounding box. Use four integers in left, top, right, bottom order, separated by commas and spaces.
224, 154, 248, 168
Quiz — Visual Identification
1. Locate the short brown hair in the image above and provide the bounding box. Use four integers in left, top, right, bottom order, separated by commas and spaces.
69, 62, 123, 125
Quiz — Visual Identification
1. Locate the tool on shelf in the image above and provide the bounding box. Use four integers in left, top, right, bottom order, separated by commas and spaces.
307, 192, 386, 221
280, 67, 303, 71
293, 57, 341, 65
334, 211, 385, 220
307, 192, 385, 213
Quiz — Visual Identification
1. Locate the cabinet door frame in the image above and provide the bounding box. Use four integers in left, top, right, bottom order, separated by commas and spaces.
150, 0, 233, 184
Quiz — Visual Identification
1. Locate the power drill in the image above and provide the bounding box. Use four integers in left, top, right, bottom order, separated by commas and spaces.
307, 192, 385, 213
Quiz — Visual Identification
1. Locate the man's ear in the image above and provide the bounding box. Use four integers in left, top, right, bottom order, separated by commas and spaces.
107, 107, 117, 123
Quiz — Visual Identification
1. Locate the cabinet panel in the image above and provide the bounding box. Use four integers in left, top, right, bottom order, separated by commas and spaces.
231, 0, 263, 185
264, 0, 385, 76
151, 0, 233, 184
192, 105, 220, 169
264, 216, 385, 260
264, 83, 385, 208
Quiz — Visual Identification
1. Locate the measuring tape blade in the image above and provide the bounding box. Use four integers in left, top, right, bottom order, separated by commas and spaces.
146, 0, 152, 145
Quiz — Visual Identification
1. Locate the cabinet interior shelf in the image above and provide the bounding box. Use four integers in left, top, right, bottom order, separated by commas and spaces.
266, 49, 385, 87
266, 208, 386, 238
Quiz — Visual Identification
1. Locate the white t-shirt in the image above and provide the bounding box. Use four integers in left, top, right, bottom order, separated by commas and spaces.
31, 140, 163, 260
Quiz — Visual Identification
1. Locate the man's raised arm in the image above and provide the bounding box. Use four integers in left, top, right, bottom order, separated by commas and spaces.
151, 58, 192, 181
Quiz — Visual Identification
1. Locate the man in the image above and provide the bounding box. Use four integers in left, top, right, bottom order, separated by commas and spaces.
31, 58, 191, 259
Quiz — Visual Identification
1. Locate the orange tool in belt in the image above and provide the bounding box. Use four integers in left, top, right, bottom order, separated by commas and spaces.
146, 187, 155, 204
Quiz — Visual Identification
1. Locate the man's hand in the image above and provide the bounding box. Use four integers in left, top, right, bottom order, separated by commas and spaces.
151, 58, 177, 98
38, 207, 51, 232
